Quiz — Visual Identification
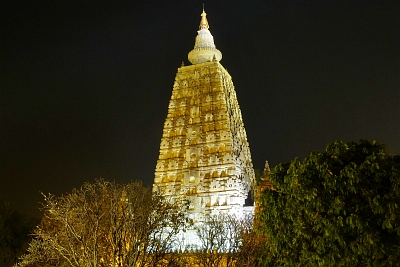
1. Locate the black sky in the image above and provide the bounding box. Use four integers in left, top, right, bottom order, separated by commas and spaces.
1, 0, 399, 215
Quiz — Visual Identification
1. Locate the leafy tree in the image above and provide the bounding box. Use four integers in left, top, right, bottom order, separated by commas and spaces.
16, 179, 189, 267
0, 198, 38, 267
257, 140, 400, 266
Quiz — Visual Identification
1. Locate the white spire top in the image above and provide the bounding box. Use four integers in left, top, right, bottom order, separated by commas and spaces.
188, 8, 222, 65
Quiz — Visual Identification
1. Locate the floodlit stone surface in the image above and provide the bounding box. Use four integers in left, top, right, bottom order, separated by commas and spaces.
153, 9, 255, 246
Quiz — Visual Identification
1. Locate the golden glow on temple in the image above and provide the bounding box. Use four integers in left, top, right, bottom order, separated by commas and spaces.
153, 8, 255, 245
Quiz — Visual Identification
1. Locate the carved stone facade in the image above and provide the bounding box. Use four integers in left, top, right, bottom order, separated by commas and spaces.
153, 10, 255, 245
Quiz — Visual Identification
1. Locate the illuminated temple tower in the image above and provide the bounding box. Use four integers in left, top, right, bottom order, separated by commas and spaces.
153, 9, 255, 227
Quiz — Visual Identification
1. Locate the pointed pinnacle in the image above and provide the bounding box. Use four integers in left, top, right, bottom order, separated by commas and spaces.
199, 7, 209, 30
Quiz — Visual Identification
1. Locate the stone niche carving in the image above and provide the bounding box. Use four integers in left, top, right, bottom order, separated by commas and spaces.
220, 130, 229, 139
218, 110, 225, 119
198, 158, 204, 167
208, 155, 219, 165
180, 186, 188, 194
223, 153, 233, 163
187, 126, 200, 139
206, 133, 215, 142
176, 117, 185, 126
197, 183, 205, 192
166, 185, 175, 195
160, 140, 169, 148
225, 178, 236, 189
205, 113, 213, 121
210, 180, 224, 191
164, 119, 173, 128
156, 161, 165, 171
190, 106, 199, 117
172, 137, 181, 147
185, 147, 200, 162
168, 160, 178, 170
154, 175, 162, 184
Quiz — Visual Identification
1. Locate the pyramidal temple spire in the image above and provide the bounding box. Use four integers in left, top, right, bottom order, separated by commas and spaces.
154, 6, 256, 248
188, 8, 222, 64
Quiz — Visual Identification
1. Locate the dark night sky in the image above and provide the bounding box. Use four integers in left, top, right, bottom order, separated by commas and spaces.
1, 1, 399, 215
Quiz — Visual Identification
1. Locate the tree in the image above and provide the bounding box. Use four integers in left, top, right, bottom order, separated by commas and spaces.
0, 198, 38, 267
16, 179, 189, 267
190, 212, 260, 267
257, 139, 400, 266
234, 215, 266, 267
192, 213, 232, 267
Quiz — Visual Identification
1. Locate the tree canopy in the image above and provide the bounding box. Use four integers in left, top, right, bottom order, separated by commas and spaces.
15, 179, 189, 267
15, 179, 262, 267
257, 139, 400, 266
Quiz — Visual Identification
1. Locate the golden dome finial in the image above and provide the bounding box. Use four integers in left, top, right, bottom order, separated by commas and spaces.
199, 5, 209, 30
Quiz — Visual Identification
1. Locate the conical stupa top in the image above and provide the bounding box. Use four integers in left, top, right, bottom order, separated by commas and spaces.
188, 8, 222, 65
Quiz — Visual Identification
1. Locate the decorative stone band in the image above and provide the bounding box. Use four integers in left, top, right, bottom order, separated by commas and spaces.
188, 47, 222, 64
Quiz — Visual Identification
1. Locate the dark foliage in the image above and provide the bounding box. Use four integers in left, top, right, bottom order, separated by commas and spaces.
258, 140, 400, 266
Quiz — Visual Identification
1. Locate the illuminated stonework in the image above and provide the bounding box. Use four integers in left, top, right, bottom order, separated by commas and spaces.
153, 10, 255, 230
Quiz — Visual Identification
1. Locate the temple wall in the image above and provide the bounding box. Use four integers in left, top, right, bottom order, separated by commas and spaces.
153, 61, 255, 221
